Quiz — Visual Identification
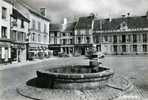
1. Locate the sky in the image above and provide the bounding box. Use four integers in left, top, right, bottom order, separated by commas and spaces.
22, 0, 148, 23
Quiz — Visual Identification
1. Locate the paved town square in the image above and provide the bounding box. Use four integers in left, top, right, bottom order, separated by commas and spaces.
0, 56, 148, 100
0, 0, 148, 100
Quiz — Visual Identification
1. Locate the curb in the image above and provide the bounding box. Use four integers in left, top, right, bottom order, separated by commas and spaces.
0, 57, 57, 71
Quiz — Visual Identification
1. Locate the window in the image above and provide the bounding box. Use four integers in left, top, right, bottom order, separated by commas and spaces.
104, 36, 108, 41
122, 45, 126, 52
143, 45, 147, 52
18, 32, 24, 41
122, 35, 126, 43
38, 22, 41, 31
54, 38, 57, 44
2, 7, 7, 19
113, 45, 117, 53
44, 24, 47, 33
70, 33, 73, 36
78, 37, 81, 44
133, 34, 137, 43
70, 39, 73, 44
143, 34, 147, 42
32, 33, 35, 41
63, 39, 66, 45
44, 35, 47, 43
0, 47, 1, 59
12, 17, 17, 27
63, 33, 66, 36
38, 34, 41, 42
11, 30, 17, 41
55, 33, 57, 37
1, 26, 7, 38
127, 35, 131, 42
21, 20, 24, 28
32, 20, 36, 29
113, 35, 117, 43
133, 45, 137, 52
86, 37, 90, 43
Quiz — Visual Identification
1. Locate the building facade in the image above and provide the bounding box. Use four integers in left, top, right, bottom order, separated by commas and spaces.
27, 9, 50, 59
49, 23, 62, 56
74, 15, 94, 55
12, 0, 50, 59
60, 22, 75, 56
10, 8, 29, 62
0, 0, 12, 63
93, 13, 148, 55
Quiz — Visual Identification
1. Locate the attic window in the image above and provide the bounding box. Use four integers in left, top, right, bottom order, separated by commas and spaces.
21, 20, 24, 28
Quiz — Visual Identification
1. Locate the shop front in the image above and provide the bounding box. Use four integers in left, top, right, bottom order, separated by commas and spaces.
11, 43, 26, 62
28, 44, 49, 59
0, 42, 11, 64
74, 44, 93, 55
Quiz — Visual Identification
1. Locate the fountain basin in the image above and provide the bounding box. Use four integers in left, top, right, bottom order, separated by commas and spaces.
36, 65, 114, 89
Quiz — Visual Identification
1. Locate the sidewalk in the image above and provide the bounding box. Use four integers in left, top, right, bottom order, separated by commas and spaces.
0, 57, 57, 71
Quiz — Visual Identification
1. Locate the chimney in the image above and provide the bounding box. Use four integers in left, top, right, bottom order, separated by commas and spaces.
63, 18, 68, 25
127, 13, 130, 17
40, 8, 46, 16
122, 14, 126, 18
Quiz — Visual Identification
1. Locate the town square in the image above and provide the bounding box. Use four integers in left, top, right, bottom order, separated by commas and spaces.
0, 0, 148, 100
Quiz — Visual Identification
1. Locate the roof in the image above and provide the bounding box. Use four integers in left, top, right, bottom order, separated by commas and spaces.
11, 8, 30, 22
75, 16, 94, 29
28, 9, 50, 22
93, 16, 148, 31
50, 24, 62, 32
12, 0, 50, 22
62, 22, 76, 32
3, 0, 13, 4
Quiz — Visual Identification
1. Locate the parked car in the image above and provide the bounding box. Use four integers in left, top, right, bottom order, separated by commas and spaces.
58, 52, 69, 57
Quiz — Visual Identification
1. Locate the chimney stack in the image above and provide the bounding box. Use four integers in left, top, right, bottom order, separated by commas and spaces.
40, 8, 46, 16
127, 13, 130, 17
122, 14, 126, 18
63, 18, 68, 25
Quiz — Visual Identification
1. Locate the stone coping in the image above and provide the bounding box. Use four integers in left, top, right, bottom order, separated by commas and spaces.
37, 66, 114, 79
16, 75, 143, 100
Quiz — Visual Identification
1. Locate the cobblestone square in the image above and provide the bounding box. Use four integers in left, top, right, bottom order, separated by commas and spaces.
0, 56, 148, 100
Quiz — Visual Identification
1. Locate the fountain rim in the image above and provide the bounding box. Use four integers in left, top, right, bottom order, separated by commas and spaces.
37, 66, 114, 79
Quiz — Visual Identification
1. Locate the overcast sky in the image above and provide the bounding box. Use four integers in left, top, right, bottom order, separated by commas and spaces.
22, 0, 148, 23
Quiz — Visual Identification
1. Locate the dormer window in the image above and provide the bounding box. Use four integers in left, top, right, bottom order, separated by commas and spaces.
21, 20, 24, 28
120, 21, 128, 30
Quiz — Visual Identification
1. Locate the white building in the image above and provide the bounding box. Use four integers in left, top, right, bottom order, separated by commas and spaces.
0, 0, 12, 63
13, 0, 50, 59
10, 8, 30, 62
28, 8, 50, 59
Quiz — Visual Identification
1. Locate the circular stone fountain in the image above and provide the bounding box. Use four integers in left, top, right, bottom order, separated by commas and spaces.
36, 45, 113, 89
36, 65, 114, 89
17, 46, 144, 100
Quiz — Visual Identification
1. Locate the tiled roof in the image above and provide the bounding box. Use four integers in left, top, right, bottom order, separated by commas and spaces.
75, 16, 94, 29
28, 9, 50, 21
63, 22, 76, 32
127, 16, 148, 29
3, 0, 13, 4
93, 16, 148, 31
50, 24, 62, 32
12, 0, 50, 21
11, 8, 30, 22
